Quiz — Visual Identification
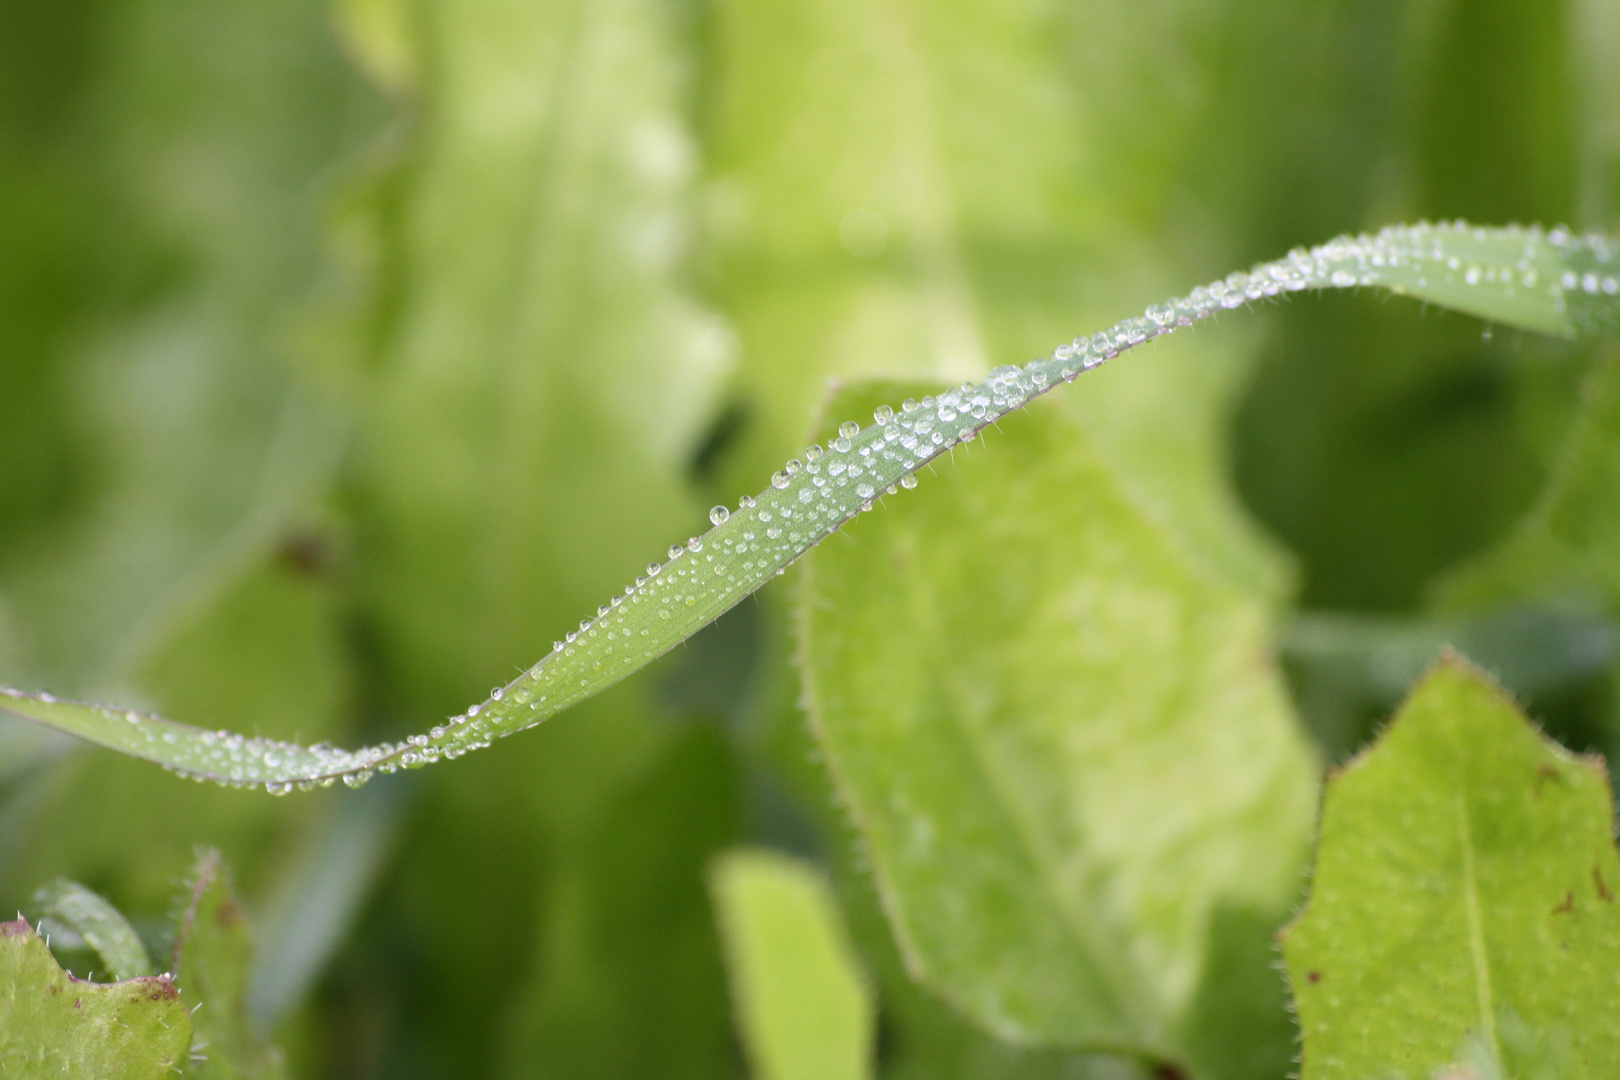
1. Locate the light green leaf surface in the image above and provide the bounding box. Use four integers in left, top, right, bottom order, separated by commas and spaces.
711, 849, 873, 1080
798, 379, 1316, 1071
170, 850, 284, 1080
335, 0, 725, 723
0, 918, 193, 1080
0, 224, 1616, 789
30, 879, 152, 983
1283, 658, 1620, 1079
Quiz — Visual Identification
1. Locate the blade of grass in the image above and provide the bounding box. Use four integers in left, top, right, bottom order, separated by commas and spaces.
1, 222, 1615, 790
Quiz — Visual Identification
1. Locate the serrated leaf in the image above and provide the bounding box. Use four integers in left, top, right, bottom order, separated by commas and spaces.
799, 378, 1317, 1073
0, 918, 192, 1080
30, 879, 152, 983
171, 850, 284, 1080
1282, 658, 1620, 1079
711, 849, 873, 1080
0, 224, 1615, 791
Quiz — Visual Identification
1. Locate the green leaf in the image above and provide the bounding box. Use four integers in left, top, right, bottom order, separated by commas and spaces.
0, 224, 1615, 790
0, 917, 193, 1079
711, 849, 873, 1080
30, 879, 152, 983
171, 850, 285, 1080
799, 377, 1317, 1072
1282, 657, 1620, 1079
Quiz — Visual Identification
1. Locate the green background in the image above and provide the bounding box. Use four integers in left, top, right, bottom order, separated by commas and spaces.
1, 0, 1617, 1076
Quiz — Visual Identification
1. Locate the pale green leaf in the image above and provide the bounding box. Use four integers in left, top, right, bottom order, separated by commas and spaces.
1282, 658, 1620, 1079
0, 224, 1615, 790
711, 849, 873, 1080
799, 378, 1316, 1073
30, 879, 151, 983
171, 850, 284, 1080
0, 917, 193, 1079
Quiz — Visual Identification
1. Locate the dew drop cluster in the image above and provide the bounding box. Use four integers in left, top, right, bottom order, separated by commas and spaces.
9, 222, 1613, 791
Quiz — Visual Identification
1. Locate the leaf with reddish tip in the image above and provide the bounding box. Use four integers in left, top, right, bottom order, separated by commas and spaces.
0, 918, 192, 1080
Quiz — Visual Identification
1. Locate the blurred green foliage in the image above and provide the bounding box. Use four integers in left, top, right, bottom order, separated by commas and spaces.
1, 0, 1617, 1076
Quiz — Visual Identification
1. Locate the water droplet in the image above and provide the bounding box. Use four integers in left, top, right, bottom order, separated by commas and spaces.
900, 473, 918, 489
839, 420, 860, 439
688, 536, 703, 552
873, 404, 893, 425
785, 458, 803, 476
710, 505, 730, 525
740, 495, 756, 509
647, 562, 662, 577
902, 398, 918, 412
669, 543, 685, 560
856, 483, 874, 499
771, 471, 790, 489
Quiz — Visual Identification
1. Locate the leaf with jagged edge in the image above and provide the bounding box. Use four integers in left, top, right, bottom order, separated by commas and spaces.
711, 849, 873, 1080
798, 377, 1316, 1073
0, 918, 192, 1079
170, 850, 285, 1080
0, 224, 1617, 790
30, 879, 152, 983
1282, 658, 1620, 1079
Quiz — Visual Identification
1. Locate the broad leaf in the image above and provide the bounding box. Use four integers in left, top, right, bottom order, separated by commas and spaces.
1283, 658, 1620, 1079
799, 378, 1317, 1074
711, 849, 873, 1080
0, 918, 192, 1079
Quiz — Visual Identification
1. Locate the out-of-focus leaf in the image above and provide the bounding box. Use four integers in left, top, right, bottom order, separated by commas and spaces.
500, 725, 742, 1080
799, 378, 1317, 1074
0, 0, 373, 914
324, 0, 728, 1068
0, 917, 192, 1079
711, 849, 872, 1080
1438, 348, 1620, 612
1281, 606, 1620, 761
1282, 658, 1620, 1079
247, 780, 405, 1032
337, 0, 726, 723
30, 879, 152, 983
171, 849, 285, 1080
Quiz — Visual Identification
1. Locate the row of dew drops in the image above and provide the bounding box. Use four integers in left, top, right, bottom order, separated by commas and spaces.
9, 221, 1610, 794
